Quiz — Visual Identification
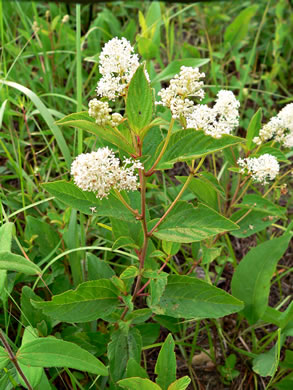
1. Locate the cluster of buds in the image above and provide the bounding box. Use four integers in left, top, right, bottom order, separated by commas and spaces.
96, 37, 141, 101
253, 103, 293, 148
237, 154, 280, 185
71, 147, 143, 199
156, 66, 205, 119
88, 99, 122, 127
186, 90, 240, 138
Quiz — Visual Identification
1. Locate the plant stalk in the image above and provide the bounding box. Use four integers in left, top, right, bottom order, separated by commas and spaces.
148, 157, 205, 236
0, 330, 33, 390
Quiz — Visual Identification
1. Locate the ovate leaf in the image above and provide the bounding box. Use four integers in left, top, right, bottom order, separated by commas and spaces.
153, 201, 238, 243
17, 337, 108, 376
118, 377, 161, 390
224, 5, 259, 47
0, 222, 14, 251
18, 327, 43, 389
56, 111, 134, 154
25, 216, 60, 257
0, 346, 9, 370
151, 275, 244, 319
43, 181, 134, 220
231, 233, 291, 324
246, 108, 262, 150
32, 279, 119, 323
0, 251, 41, 275
168, 377, 191, 390
126, 358, 149, 378
155, 130, 243, 170
108, 327, 142, 382
126, 64, 153, 134
252, 343, 279, 377
21, 286, 52, 331
155, 334, 176, 390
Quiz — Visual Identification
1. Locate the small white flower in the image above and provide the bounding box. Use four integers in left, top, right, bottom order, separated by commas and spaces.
186, 90, 240, 138
62, 15, 69, 23
88, 99, 112, 126
71, 147, 142, 199
156, 66, 205, 119
88, 99, 122, 127
96, 37, 145, 100
237, 154, 279, 184
253, 103, 293, 147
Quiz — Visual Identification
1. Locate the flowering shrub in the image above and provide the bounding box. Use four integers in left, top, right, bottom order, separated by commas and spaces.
0, 32, 292, 390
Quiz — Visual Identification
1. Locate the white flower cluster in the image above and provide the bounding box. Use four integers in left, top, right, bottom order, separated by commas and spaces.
237, 154, 279, 184
157, 66, 205, 119
253, 103, 293, 147
71, 147, 143, 199
88, 99, 122, 127
96, 37, 140, 100
186, 90, 240, 138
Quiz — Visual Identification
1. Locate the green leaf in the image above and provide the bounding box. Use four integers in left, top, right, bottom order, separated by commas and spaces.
202, 246, 222, 265
282, 350, 293, 369
151, 275, 244, 319
252, 344, 279, 377
31, 279, 119, 323
155, 334, 176, 390
43, 181, 134, 220
136, 323, 160, 347
246, 108, 262, 150
126, 308, 152, 325
177, 176, 218, 209
138, 37, 159, 59
231, 234, 291, 324
168, 377, 191, 390
262, 303, 293, 329
118, 377, 161, 390
87, 253, 115, 280
224, 5, 259, 47
233, 194, 286, 216
230, 210, 278, 238
108, 326, 142, 382
162, 241, 181, 256
152, 58, 209, 83
0, 80, 71, 168
0, 346, 9, 370
153, 201, 238, 243
18, 327, 43, 389
155, 130, 243, 170
147, 272, 168, 307
257, 145, 290, 163
126, 358, 149, 379
126, 64, 153, 134
0, 222, 14, 252
120, 266, 139, 280
112, 236, 139, 251
56, 111, 135, 154
17, 337, 108, 376
21, 286, 52, 331
25, 216, 60, 257
0, 270, 7, 297
275, 372, 293, 390
0, 251, 41, 275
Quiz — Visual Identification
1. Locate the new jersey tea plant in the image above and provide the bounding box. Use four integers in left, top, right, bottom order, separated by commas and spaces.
0, 17, 292, 390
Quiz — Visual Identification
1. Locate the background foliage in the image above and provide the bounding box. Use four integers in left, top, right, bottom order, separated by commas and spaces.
0, 1, 292, 389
